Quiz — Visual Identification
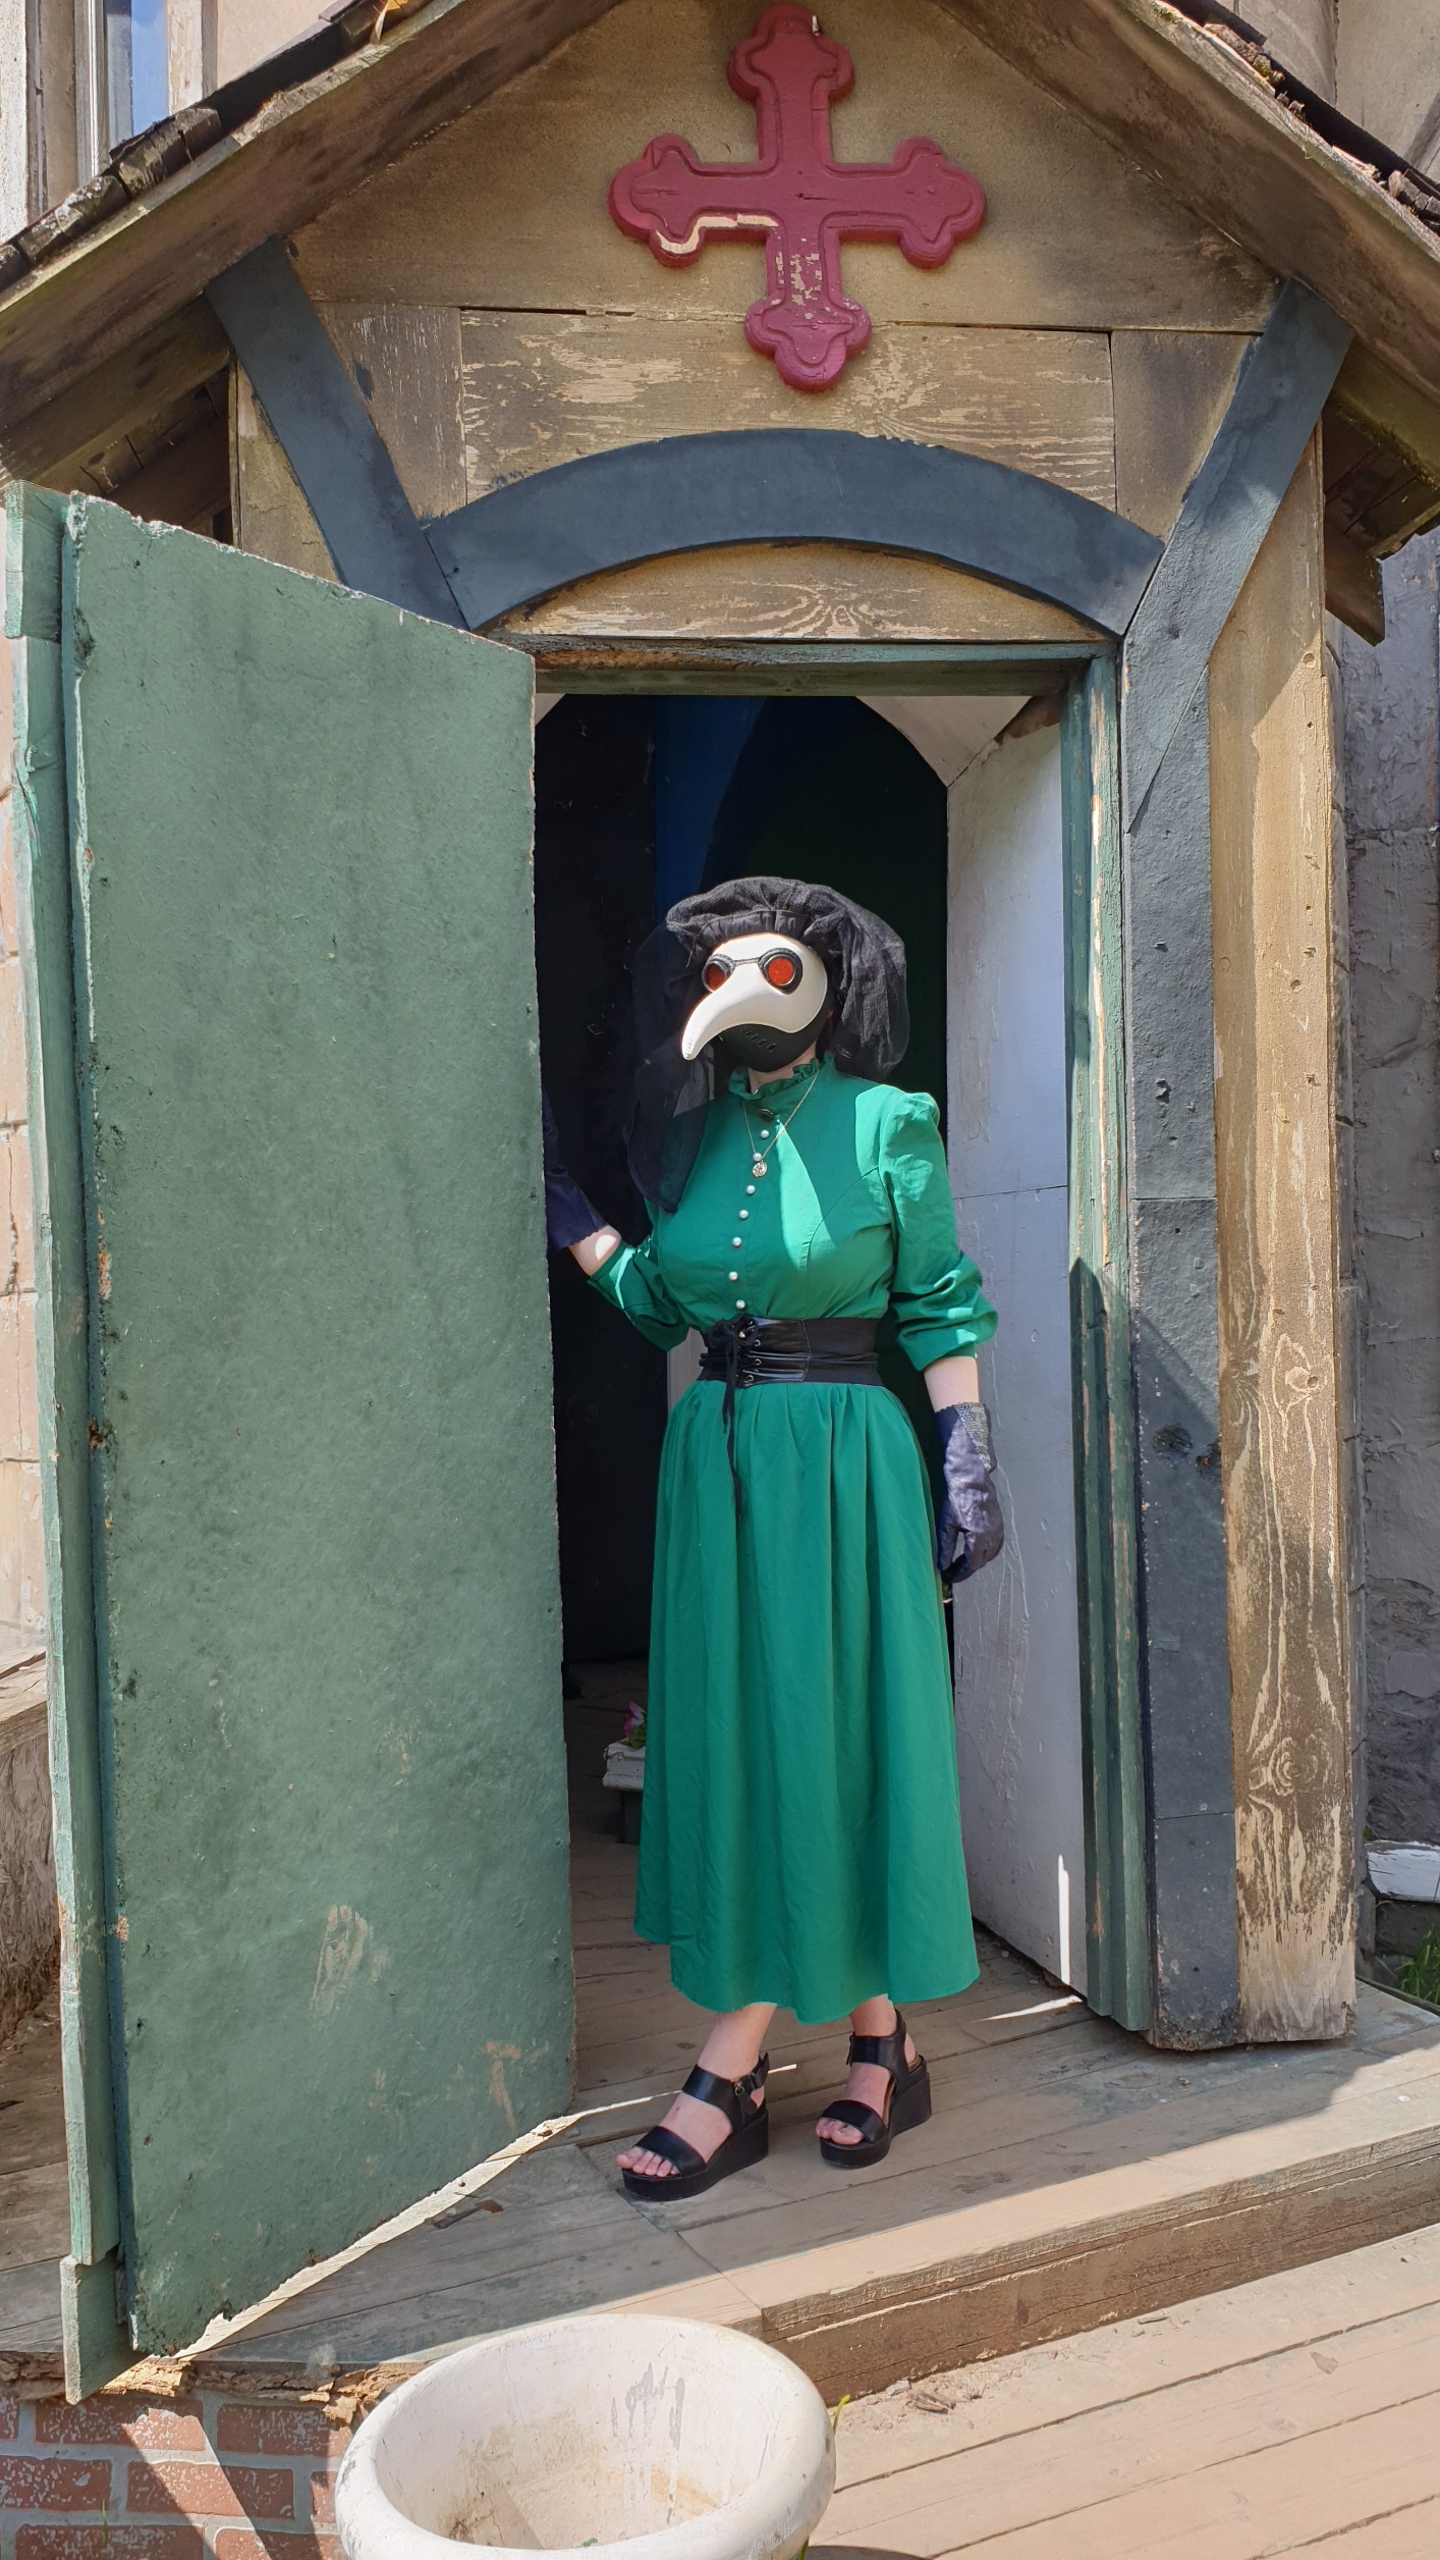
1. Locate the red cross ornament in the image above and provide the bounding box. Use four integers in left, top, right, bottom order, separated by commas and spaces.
608, 5, 985, 393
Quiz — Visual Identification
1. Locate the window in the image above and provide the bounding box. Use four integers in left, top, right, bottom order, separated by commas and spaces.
106, 0, 171, 143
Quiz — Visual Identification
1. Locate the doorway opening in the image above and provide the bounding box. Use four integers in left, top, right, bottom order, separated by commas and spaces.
531, 682, 1087, 2114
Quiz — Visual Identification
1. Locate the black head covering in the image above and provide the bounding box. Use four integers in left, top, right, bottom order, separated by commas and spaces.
627, 876, 909, 1211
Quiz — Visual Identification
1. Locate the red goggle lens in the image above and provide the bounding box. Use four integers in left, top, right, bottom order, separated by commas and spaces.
702, 959, 731, 991
762, 951, 802, 989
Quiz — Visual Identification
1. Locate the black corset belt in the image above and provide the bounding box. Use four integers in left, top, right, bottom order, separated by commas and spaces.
699, 1316, 882, 1515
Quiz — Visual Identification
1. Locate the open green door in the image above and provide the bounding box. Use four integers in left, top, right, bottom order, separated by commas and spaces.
8, 490, 571, 2390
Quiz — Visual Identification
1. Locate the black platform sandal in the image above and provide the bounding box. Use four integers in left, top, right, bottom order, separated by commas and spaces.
817, 2011, 931, 2169
620, 2056, 770, 2201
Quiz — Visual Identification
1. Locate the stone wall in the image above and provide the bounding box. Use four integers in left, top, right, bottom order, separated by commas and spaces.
1335, 535, 1440, 1842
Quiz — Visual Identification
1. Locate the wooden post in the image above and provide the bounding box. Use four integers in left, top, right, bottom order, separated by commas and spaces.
1209, 436, 1355, 2042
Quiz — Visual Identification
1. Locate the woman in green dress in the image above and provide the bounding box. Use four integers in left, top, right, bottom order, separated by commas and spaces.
556, 878, 1001, 2197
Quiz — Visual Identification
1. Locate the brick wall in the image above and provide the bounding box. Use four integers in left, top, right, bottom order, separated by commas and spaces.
0, 2394, 354, 2560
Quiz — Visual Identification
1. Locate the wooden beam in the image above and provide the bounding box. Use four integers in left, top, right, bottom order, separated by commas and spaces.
1124, 280, 1352, 814
1209, 439, 1353, 2044
942, 0, 1440, 418
0, 300, 230, 491
1063, 659, 1149, 2034
1329, 341, 1440, 488
1324, 519, 1386, 644
207, 241, 460, 622
0, 0, 625, 428
118, 417, 229, 532
1115, 282, 1348, 2043
428, 432, 1163, 638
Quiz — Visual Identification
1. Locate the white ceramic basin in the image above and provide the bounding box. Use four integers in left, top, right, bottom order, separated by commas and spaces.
333, 2313, 836, 2560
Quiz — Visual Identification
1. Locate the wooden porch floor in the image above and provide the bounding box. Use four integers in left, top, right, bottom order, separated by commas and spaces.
816, 2223, 1440, 2557
6, 1662, 1440, 2405
210, 1666, 1440, 2393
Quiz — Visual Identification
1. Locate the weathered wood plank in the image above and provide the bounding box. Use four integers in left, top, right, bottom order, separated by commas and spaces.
1110, 329, 1250, 536
828, 2227, 1440, 2489
0, 0, 628, 425
1062, 661, 1147, 2033
298, 0, 1272, 329
460, 315, 1116, 509
1324, 518, 1386, 644
0, 300, 230, 491
491, 546, 1113, 647
232, 368, 337, 581
207, 241, 461, 620
1209, 437, 1353, 2043
117, 417, 229, 532
822, 2302, 1440, 2549
1124, 682, 1238, 2049
940, 0, 1440, 414
324, 303, 466, 522
1124, 280, 1352, 816
1330, 340, 1440, 495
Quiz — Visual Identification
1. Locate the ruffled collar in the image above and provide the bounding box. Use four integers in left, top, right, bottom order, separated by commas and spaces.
726, 1054, 825, 1105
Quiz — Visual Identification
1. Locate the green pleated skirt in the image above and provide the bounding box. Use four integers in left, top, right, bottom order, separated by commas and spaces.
637, 1378, 979, 2023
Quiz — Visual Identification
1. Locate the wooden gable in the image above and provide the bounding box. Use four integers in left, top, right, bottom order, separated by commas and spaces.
236, 0, 1275, 643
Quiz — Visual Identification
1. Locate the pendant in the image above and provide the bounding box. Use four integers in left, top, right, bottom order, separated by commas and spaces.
751, 1158, 767, 1178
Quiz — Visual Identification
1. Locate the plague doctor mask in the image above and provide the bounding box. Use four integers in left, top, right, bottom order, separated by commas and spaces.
680, 931, 831, 1071
628, 876, 909, 1213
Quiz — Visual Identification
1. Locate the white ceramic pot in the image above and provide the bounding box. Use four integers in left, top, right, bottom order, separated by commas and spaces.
333, 2313, 835, 2560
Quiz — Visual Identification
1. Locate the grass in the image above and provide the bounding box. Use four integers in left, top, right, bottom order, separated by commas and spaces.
1395, 1929, 1440, 2009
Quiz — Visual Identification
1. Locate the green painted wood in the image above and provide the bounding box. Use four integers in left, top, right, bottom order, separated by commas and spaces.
1062, 659, 1148, 2033
59, 2254, 126, 2401
529, 644, 1095, 694
55, 498, 568, 2355
6, 486, 128, 2398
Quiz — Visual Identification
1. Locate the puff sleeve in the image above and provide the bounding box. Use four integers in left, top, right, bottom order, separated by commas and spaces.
586, 1230, 690, 1351
881, 1091, 997, 1369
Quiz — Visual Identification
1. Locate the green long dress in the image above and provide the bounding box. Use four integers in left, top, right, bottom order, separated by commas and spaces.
589, 1054, 997, 2024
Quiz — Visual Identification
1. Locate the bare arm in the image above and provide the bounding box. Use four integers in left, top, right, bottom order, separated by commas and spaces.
568, 1227, 622, 1276
923, 1353, 979, 1410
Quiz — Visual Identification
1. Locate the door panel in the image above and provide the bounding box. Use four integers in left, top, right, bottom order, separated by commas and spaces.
19, 493, 569, 2360
946, 723, 1087, 1992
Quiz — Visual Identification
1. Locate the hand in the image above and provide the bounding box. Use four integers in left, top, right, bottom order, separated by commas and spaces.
933, 1402, 1003, 1584
541, 1087, 605, 1251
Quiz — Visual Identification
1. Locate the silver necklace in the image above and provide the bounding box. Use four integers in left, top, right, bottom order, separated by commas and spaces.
741, 1067, 820, 1178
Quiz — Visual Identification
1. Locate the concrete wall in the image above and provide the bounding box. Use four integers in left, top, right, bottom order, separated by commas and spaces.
1337, 2, 1440, 173
1334, 536, 1440, 1843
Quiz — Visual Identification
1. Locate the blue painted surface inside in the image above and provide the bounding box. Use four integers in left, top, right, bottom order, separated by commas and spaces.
653, 699, 765, 916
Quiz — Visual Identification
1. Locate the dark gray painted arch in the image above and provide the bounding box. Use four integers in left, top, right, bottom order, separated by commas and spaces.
425, 431, 1163, 637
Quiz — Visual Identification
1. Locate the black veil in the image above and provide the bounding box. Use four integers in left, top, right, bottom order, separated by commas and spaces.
627, 876, 909, 1212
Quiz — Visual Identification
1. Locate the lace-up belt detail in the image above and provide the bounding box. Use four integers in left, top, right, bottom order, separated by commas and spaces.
699, 1316, 882, 1514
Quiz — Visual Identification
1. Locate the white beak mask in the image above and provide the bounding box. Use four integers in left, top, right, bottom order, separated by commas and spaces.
681, 930, 831, 1070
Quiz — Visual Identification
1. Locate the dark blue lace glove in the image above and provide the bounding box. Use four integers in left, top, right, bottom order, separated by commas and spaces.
934, 1402, 1003, 1585
541, 1088, 604, 1252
